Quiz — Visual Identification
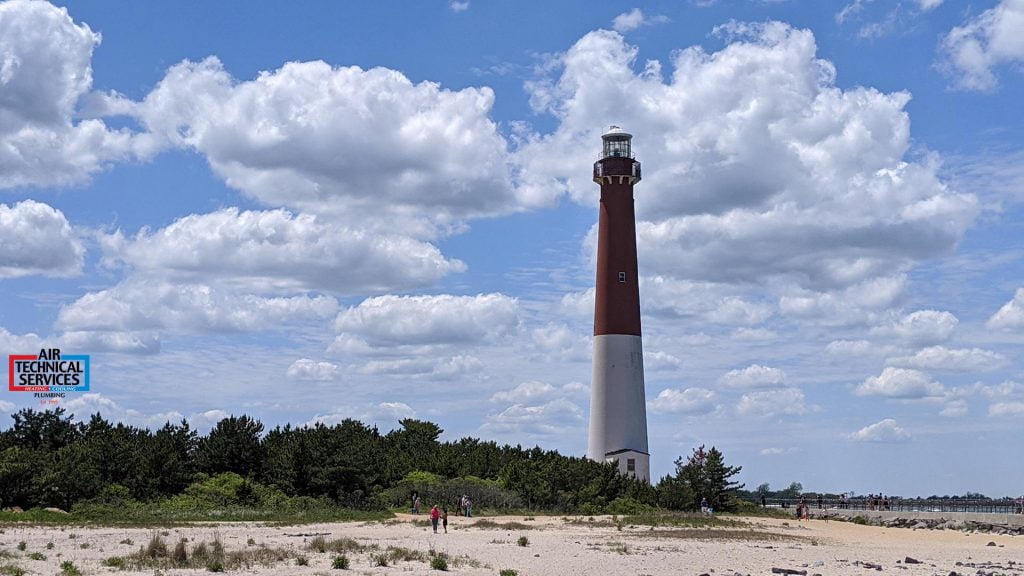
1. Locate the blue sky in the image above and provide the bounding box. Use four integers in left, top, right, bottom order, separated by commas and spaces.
2, 0, 1023, 497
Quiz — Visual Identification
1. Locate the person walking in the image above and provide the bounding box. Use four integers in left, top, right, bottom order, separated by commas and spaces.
441, 505, 448, 533
430, 504, 440, 534
465, 496, 473, 518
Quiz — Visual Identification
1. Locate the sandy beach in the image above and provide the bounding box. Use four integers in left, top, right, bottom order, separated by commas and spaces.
1, 514, 1020, 576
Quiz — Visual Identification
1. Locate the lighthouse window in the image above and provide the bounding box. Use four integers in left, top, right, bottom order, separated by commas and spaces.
618, 272, 626, 283
627, 458, 636, 473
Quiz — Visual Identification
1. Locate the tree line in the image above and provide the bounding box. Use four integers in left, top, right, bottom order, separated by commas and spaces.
0, 408, 743, 515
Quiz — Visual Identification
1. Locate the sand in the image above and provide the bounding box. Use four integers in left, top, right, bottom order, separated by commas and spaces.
0, 514, 1020, 575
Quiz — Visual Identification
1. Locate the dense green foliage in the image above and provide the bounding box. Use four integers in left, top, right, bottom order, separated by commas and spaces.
0, 408, 743, 517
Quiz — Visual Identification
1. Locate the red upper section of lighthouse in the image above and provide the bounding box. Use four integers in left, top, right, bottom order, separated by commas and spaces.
593, 128, 642, 337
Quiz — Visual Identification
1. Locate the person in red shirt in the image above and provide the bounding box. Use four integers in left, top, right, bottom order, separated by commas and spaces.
430, 504, 440, 533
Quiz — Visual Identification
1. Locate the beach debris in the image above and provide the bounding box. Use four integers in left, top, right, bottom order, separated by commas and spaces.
905, 557, 922, 564
854, 561, 884, 570
986, 542, 997, 547
771, 567, 807, 575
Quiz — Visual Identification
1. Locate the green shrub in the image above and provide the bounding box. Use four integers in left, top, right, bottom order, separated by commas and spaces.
373, 553, 389, 567
295, 556, 308, 566
516, 536, 529, 547
14, 543, 24, 552
499, 570, 519, 576
59, 560, 82, 576
101, 557, 127, 568
605, 496, 656, 516
332, 555, 349, 569
852, 515, 867, 525
27, 552, 45, 561
431, 555, 449, 571
0, 565, 26, 576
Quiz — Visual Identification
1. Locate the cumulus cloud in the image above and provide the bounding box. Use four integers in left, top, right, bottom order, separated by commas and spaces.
887, 346, 1008, 372
333, 293, 520, 349
116, 57, 518, 232
481, 398, 584, 437
449, 1, 469, 12
308, 402, 416, 428
56, 278, 337, 334
612, 9, 668, 33
737, 387, 809, 417
638, 277, 772, 325
856, 367, 945, 399
871, 310, 958, 345
987, 288, 1024, 330
287, 358, 340, 381
529, 323, 590, 362
847, 418, 911, 442
518, 23, 977, 296
989, 401, 1024, 416
648, 387, 717, 415
58, 330, 160, 354
720, 364, 786, 389
939, 0, 1024, 91
0, 200, 84, 278
100, 208, 464, 295
0, 400, 14, 412
0, 0, 138, 187
491, 381, 557, 404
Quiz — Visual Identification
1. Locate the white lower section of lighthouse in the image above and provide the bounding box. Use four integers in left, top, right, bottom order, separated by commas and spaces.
588, 334, 650, 483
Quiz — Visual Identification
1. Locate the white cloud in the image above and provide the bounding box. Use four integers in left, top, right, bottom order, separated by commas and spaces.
826, 339, 876, 356
639, 277, 772, 325
759, 446, 800, 456
58, 331, 160, 355
917, 0, 943, 11
101, 208, 465, 295
979, 380, 1024, 398
940, 399, 968, 418
0, 200, 84, 278
518, 23, 977, 297
737, 387, 808, 417
0, 0, 137, 188
648, 387, 717, 415
887, 346, 1008, 372
612, 9, 668, 33
856, 367, 945, 399
987, 288, 1024, 330
121, 57, 518, 232
0, 400, 15, 413
449, 1, 470, 12
847, 418, 911, 442
645, 350, 683, 371
491, 381, 557, 404
481, 398, 584, 437
989, 401, 1024, 416
307, 402, 416, 428
872, 310, 958, 345
529, 323, 590, 362
58, 392, 237, 431
286, 359, 340, 381
778, 275, 906, 325
720, 364, 786, 389
56, 278, 337, 334
940, 0, 1024, 91
334, 293, 520, 349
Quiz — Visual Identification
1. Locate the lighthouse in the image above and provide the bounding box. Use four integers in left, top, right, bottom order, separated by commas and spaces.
587, 126, 650, 483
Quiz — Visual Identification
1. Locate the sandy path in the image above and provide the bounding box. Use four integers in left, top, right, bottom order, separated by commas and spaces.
0, 514, 1020, 575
